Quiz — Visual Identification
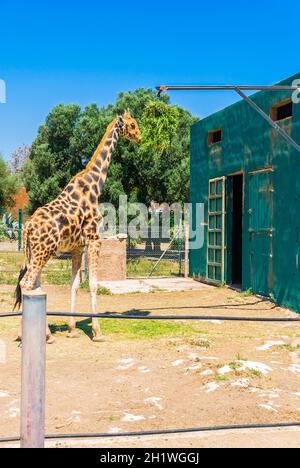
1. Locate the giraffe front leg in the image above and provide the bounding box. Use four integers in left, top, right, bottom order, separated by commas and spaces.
67, 248, 84, 339
88, 240, 105, 342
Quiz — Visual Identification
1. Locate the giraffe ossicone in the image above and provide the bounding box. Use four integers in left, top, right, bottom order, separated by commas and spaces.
14, 111, 141, 343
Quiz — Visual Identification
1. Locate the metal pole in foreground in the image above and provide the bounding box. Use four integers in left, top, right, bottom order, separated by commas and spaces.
18, 209, 23, 252
184, 224, 189, 279
21, 291, 47, 448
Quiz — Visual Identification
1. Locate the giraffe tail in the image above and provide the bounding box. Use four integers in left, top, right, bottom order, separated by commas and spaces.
13, 266, 28, 311
13, 224, 31, 311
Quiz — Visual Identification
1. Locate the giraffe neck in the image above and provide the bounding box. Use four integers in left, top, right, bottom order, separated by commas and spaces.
83, 118, 123, 190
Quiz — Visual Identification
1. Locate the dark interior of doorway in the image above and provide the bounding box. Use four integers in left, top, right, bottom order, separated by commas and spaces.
231, 174, 243, 285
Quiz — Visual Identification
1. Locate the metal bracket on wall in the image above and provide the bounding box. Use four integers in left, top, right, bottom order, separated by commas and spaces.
156, 84, 300, 154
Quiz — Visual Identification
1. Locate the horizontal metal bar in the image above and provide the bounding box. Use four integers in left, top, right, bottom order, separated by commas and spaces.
0, 306, 300, 322
158, 84, 300, 155
0, 313, 22, 318
157, 85, 299, 92
1, 312, 299, 322
1, 421, 300, 444
45, 313, 300, 322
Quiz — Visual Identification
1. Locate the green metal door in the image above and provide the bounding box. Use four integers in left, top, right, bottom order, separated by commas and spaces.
207, 177, 226, 284
248, 170, 274, 296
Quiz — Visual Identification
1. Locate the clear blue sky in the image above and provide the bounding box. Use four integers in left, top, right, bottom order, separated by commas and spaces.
0, 0, 298, 160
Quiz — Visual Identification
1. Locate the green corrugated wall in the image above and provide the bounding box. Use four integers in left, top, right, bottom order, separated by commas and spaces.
190, 73, 300, 313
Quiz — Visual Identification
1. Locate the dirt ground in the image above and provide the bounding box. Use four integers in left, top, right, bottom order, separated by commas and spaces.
0, 283, 300, 448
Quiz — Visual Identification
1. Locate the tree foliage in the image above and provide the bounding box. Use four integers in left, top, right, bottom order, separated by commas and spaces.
0, 155, 20, 210
23, 89, 198, 213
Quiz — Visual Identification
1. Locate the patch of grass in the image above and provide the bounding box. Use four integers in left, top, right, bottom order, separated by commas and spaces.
240, 288, 253, 297
249, 369, 262, 378
0, 252, 73, 286
100, 319, 199, 340
106, 415, 119, 422
280, 344, 300, 352
0, 273, 18, 285
80, 279, 89, 290
79, 280, 111, 296
0, 316, 19, 331
97, 287, 111, 296
215, 375, 230, 382
43, 270, 71, 285
189, 338, 210, 348
0, 252, 180, 286
0, 251, 23, 269
127, 258, 179, 277
229, 361, 239, 371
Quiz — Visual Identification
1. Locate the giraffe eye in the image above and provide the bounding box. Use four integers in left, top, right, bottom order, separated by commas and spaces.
130, 123, 136, 129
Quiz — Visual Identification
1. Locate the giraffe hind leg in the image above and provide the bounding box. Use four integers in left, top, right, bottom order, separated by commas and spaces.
87, 240, 105, 342
67, 247, 84, 339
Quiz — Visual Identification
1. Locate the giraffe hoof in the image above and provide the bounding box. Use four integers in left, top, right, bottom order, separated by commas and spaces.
67, 330, 81, 339
46, 335, 56, 345
93, 335, 106, 343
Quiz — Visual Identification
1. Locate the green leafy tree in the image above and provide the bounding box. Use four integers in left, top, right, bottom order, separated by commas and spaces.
141, 101, 180, 152
0, 155, 20, 210
23, 104, 81, 211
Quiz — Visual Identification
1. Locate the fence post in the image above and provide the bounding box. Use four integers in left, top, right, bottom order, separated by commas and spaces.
20, 291, 46, 449
178, 219, 183, 276
18, 209, 23, 252
184, 224, 189, 278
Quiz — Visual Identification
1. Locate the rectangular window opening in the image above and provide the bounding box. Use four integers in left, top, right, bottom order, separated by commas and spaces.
270, 99, 293, 122
208, 129, 222, 146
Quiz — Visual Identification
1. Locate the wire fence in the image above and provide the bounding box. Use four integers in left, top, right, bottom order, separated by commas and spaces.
0, 226, 187, 282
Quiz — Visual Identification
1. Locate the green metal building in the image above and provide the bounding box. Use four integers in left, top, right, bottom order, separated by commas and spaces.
189, 73, 300, 313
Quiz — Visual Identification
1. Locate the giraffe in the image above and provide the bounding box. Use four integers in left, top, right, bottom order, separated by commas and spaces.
14, 111, 141, 343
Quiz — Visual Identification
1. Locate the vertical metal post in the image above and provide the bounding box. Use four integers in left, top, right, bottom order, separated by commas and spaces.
178, 219, 183, 276
18, 209, 23, 252
184, 224, 189, 278
84, 248, 88, 280
221, 177, 226, 285
21, 291, 46, 449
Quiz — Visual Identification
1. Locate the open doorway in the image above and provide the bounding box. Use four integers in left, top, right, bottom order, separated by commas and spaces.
229, 174, 243, 286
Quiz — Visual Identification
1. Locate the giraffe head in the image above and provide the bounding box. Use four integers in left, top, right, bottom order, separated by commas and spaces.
120, 110, 141, 144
